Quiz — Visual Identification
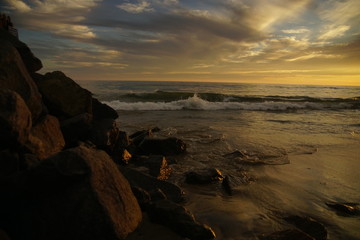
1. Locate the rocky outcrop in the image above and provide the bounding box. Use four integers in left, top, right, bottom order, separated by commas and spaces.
185, 168, 224, 184
0, 40, 44, 122
2, 146, 142, 240
133, 155, 172, 180
147, 200, 216, 240
0, 89, 32, 149
33, 71, 92, 119
92, 97, 118, 119
25, 114, 65, 160
0, 29, 42, 73
139, 137, 186, 155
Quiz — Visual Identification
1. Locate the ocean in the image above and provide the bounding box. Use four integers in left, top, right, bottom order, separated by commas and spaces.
79, 80, 360, 240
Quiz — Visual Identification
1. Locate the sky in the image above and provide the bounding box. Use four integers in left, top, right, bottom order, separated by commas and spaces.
1, 0, 360, 85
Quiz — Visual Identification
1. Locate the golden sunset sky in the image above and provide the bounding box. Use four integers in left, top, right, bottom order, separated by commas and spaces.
2, 0, 360, 85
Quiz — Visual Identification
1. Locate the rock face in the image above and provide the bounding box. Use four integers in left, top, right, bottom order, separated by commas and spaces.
0, 40, 44, 122
4, 146, 142, 240
0, 29, 42, 73
284, 216, 327, 240
139, 137, 186, 155
147, 200, 216, 240
92, 98, 118, 119
25, 114, 65, 160
33, 71, 92, 119
0, 89, 32, 149
185, 168, 224, 184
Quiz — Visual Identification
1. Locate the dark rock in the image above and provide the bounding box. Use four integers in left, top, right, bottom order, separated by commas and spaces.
139, 137, 186, 155
0, 229, 11, 240
185, 168, 224, 184
89, 118, 119, 152
261, 229, 315, 240
147, 199, 216, 240
284, 216, 327, 240
112, 131, 131, 164
131, 186, 152, 210
326, 202, 359, 215
129, 130, 153, 146
60, 113, 92, 147
0, 90, 32, 149
33, 71, 92, 119
0, 41, 44, 122
92, 97, 118, 119
133, 155, 172, 180
222, 176, 233, 195
120, 166, 185, 203
0, 29, 42, 73
4, 146, 142, 240
25, 114, 65, 160
0, 150, 19, 176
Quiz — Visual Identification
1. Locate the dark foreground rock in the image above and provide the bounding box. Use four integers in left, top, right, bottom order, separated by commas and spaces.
139, 137, 186, 155
147, 199, 216, 240
326, 202, 359, 216
0, 40, 44, 122
185, 168, 224, 184
0, 89, 32, 149
120, 166, 185, 203
284, 216, 327, 240
1, 146, 142, 240
133, 155, 172, 180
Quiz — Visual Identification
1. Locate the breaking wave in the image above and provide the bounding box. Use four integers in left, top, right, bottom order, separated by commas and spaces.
103, 92, 359, 111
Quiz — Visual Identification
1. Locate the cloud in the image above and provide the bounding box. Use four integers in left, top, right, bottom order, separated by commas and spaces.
319, 0, 360, 25
318, 25, 350, 40
282, 28, 310, 34
117, 1, 154, 14
4, 0, 31, 12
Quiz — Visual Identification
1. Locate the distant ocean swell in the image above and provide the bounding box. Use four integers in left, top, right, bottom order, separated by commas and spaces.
103, 92, 360, 111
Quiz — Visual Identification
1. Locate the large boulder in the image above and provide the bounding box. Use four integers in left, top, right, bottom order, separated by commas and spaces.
25, 114, 65, 160
3, 146, 142, 240
0, 29, 42, 73
139, 137, 187, 155
33, 71, 92, 119
147, 200, 216, 240
89, 118, 120, 151
0, 89, 32, 149
92, 98, 118, 120
60, 113, 93, 147
0, 40, 44, 122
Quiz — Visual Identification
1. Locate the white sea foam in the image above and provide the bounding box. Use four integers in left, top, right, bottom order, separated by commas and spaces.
103, 94, 352, 111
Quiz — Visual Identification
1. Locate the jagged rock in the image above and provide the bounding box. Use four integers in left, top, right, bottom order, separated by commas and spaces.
92, 98, 118, 119
120, 166, 185, 203
129, 129, 153, 146
0, 89, 32, 149
89, 118, 119, 151
0, 150, 19, 176
261, 229, 315, 240
112, 131, 132, 164
33, 71, 92, 119
0, 29, 42, 73
25, 114, 65, 160
133, 155, 172, 180
60, 113, 92, 147
284, 216, 327, 240
185, 168, 224, 184
3, 146, 142, 240
0, 41, 44, 122
139, 137, 186, 155
147, 200, 216, 240
326, 202, 359, 215
221, 176, 233, 195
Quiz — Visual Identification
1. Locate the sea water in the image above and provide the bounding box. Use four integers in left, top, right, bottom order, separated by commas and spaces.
79, 80, 360, 240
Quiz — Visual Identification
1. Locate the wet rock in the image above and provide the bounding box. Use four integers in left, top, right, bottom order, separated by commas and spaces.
129, 129, 153, 146
222, 176, 233, 196
284, 216, 327, 240
133, 155, 172, 180
92, 98, 118, 120
25, 114, 65, 160
261, 229, 315, 240
139, 137, 186, 155
0, 41, 43, 122
0, 29, 42, 73
185, 168, 224, 184
112, 131, 131, 164
4, 146, 142, 240
89, 118, 119, 151
147, 199, 216, 240
0, 90, 32, 149
60, 113, 92, 147
33, 71, 92, 119
326, 202, 359, 215
120, 166, 185, 203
